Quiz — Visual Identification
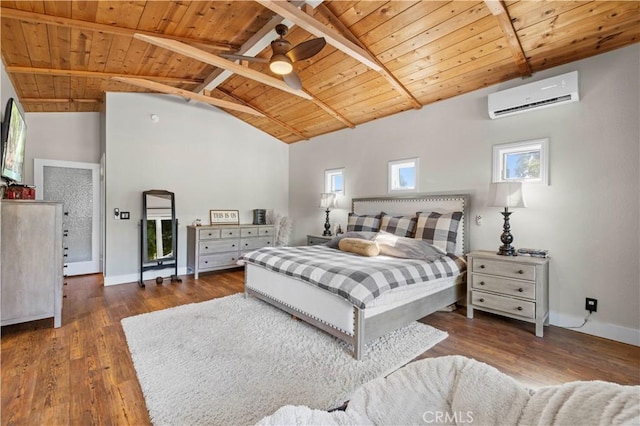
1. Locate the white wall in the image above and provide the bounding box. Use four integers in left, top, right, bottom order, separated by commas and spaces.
1, 61, 20, 119
289, 45, 640, 345
104, 93, 289, 284
23, 112, 101, 185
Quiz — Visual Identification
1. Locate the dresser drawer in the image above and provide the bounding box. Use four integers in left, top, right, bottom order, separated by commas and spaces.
199, 239, 239, 254
471, 291, 535, 319
472, 259, 535, 281
258, 227, 274, 236
220, 228, 240, 239
199, 252, 239, 269
242, 236, 273, 251
241, 227, 258, 237
471, 274, 535, 299
199, 229, 221, 240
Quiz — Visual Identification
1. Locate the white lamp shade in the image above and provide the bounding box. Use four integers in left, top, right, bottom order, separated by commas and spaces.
488, 182, 527, 208
319, 192, 337, 209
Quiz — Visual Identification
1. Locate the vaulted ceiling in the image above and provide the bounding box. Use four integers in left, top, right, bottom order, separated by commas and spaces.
1, 1, 638, 143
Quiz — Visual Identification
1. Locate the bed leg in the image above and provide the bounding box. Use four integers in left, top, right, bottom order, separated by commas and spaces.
353, 307, 365, 361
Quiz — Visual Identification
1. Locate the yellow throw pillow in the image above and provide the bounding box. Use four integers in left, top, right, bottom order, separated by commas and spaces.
338, 238, 380, 257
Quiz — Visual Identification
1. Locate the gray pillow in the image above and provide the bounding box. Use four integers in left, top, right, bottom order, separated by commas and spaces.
325, 231, 378, 249
374, 231, 446, 261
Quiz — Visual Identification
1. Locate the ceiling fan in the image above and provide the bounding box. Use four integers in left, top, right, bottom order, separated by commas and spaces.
220, 24, 326, 90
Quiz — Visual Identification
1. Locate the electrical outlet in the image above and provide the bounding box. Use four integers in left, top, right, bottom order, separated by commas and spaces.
585, 297, 598, 313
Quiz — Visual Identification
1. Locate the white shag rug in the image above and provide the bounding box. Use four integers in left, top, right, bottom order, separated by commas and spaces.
121, 293, 448, 426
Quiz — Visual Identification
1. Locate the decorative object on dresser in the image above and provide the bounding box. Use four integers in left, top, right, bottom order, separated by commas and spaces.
307, 234, 332, 246
139, 190, 181, 287
466, 250, 549, 337
1, 200, 64, 328
319, 192, 337, 236
210, 209, 239, 225
488, 181, 526, 256
187, 223, 274, 278
253, 209, 267, 225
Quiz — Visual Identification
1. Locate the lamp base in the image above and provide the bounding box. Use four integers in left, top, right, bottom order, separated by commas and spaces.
323, 209, 332, 237
497, 245, 517, 256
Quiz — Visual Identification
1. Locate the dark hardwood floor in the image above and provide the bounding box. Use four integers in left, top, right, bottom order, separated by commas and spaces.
2, 270, 639, 425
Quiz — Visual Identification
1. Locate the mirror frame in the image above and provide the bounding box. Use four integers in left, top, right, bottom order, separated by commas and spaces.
141, 189, 177, 265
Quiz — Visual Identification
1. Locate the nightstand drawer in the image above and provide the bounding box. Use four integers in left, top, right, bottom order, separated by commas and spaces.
307, 235, 331, 246
471, 274, 535, 299
471, 291, 535, 319
472, 259, 535, 281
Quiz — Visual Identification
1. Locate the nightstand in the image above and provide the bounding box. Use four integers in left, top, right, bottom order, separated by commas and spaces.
307, 234, 333, 246
466, 250, 549, 337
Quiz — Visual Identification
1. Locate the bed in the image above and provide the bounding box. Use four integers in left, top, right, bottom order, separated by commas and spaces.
242, 194, 470, 360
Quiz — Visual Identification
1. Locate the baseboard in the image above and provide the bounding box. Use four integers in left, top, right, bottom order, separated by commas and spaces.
550, 311, 640, 346
104, 266, 189, 286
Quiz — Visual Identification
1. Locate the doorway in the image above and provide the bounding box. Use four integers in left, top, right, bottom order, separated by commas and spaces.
34, 159, 101, 276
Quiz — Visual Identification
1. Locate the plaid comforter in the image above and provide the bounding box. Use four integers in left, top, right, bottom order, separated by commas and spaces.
240, 245, 465, 309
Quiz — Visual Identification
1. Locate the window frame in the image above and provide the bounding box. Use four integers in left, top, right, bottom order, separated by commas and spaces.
492, 138, 549, 185
324, 168, 345, 195
388, 157, 419, 193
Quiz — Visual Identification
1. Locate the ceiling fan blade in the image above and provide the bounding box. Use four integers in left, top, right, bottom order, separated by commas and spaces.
218, 53, 269, 63
283, 71, 302, 90
286, 38, 326, 63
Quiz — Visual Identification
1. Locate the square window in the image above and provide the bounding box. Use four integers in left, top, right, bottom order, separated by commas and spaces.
493, 139, 549, 185
389, 158, 419, 193
324, 168, 344, 195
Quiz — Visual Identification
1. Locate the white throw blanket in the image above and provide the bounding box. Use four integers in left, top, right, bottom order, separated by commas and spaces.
258, 356, 640, 425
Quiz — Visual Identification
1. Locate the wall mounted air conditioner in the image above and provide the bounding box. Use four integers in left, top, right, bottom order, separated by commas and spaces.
488, 71, 579, 119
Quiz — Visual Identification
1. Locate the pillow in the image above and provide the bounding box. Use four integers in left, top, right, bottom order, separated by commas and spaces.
338, 238, 380, 257
414, 211, 463, 254
379, 213, 417, 237
325, 231, 378, 249
374, 231, 446, 260
347, 213, 381, 232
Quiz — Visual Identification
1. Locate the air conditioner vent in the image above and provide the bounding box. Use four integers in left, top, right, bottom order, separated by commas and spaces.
488, 71, 579, 119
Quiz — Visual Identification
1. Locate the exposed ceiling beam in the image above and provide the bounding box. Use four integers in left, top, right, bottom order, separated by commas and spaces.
134, 34, 313, 100
308, 91, 355, 129
21, 98, 100, 104
5, 66, 202, 85
255, 0, 382, 72
313, 3, 422, 110
0, 7, 237, 52
484, 0, 532, 77
111, 77, 265, 117
211, 88, 309, 141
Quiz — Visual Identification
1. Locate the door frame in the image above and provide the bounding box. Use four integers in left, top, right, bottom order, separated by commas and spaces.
34, 158, 102, 275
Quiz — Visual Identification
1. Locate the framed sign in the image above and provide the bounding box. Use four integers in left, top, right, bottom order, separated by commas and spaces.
210, 209, 239, 225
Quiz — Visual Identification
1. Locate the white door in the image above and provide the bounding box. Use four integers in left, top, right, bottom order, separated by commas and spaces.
34, 159, 101, 276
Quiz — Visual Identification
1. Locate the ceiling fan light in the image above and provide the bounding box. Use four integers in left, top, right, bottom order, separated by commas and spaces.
269, 54, 293, 75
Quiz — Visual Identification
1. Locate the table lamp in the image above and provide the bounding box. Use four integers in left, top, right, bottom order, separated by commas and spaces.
319, 193, 337, 236
488, 182, 526, 256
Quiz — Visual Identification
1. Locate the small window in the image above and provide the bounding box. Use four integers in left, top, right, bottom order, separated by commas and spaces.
493, 138, 549, 185
388, 158, 418, 193
324, 168, 344, 195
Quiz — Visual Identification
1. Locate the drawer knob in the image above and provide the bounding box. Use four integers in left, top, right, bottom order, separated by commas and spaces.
232, 258, 235, 261
205, 246, 209, 249
229, 232, 233, 235
518, 269, 524, 274
479, 298, 485, 303
248, 231, 252, 234
232, 244, 236, 247
479, 281, 485, 285
205, 261, 208, 264
480, 265, 485, 269
245, 243, 249, 246
517, 306, 523, 311
518, 287, 524, 292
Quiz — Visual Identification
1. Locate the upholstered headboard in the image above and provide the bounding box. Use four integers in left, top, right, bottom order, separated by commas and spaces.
352, 193, 470, 255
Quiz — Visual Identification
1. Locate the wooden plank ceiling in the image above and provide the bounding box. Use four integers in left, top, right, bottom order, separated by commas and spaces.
1, 1, 638, 143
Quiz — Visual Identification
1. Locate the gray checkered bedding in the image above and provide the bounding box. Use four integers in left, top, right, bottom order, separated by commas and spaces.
240, 245, 465, 309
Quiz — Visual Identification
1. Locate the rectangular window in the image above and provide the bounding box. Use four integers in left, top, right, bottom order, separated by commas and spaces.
493, 138, 549, 185
388, 158, 419, 193
324, 168, 344, 195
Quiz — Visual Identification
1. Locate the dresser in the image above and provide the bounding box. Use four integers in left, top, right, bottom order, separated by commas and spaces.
1, 200, 64, 328
466, 250, 549, 337
187, 224, 275, 278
